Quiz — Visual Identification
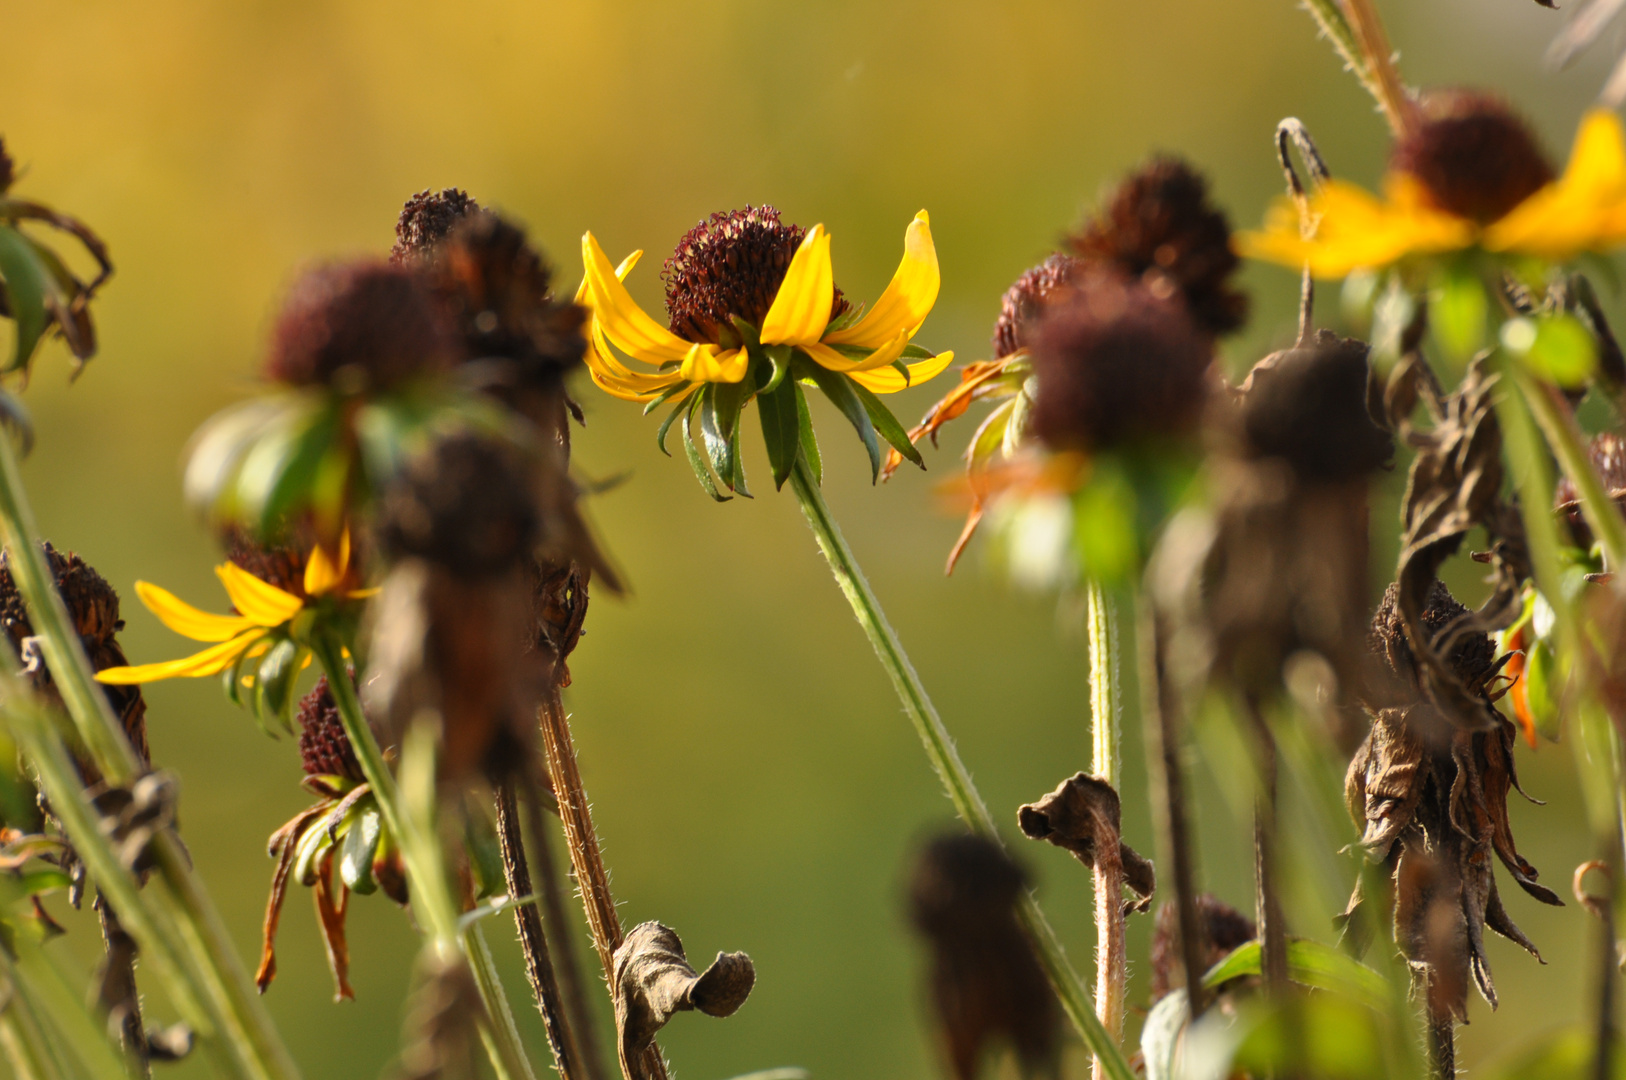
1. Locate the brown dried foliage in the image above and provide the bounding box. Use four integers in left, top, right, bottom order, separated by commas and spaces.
612, 922, 755, 1080
1017, 773, 1155, 909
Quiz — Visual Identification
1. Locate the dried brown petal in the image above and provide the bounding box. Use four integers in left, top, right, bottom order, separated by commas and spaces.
392, 188, 481, 264
1392, 90, 1554, 224
907, 834, 1059, 1080
613, 922, 754, 1078
257, 803, 329, 993
1148, 894, 1256, 1003
1016, 773, 1155, 908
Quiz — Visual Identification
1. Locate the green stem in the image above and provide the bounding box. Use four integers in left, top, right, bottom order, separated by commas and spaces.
0, 945, 70, 1080
1512, 365, 1626, 574
788, 458, 1134, 1080
310, 633, 537, 1080
1084, 581, 1125, 1079
1086, 583, 1121, 788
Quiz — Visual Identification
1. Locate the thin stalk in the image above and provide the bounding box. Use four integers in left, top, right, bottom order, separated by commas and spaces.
495, 779, 583, 1080
1134, 596, 1206, 1016
6, 930, 129, 1080
1513, 366, 1626, 574
1337, 0, 1416, 136
788, 458, 1134, 1080
0, 431, 299, 1080
0, 946, 69, 1080
1084, 581, 1125, 1078
535, 690, 671, 1080
309, 634, 537, 1080
1244, 702, 1288, 991
96, 899, 150, 1078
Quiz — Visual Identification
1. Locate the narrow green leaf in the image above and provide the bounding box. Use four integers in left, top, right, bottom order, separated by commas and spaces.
795, 382, 821, 486
681, 392, 729, 502
0, 225, 50, 372
698, 385, 737, 491
642, 381, 692, 417
806, 363, 882, 481
849, 379, 924, 470
656, 395, 688, 457
254, 639, 301, 735
758, 379, 801, 490
1203, 938, 1390, 1013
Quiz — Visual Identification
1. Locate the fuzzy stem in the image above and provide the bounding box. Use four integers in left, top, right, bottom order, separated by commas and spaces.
0, 946, 70, 1080
1085, 581, 1125, 1077
1135, 596, 1207, 1015
309, 633, 538, 1080
1243, 701, 1288, 991
535, 690, 671, 1080
95, 898, 150, 1078
1337, 0, 1416, 136
495, 779, 584, 1080
788, 458, 1134, 1080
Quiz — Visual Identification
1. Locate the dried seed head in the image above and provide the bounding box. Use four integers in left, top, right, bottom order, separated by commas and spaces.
1237, 331, 1392, 482
1069, 157, 1248, 337
0, 138, 13, 194
991, 254, 1085, 360
1028, 266, 1213, 453
433, 212, 586, 386
379, 434, 538, 579
1554, 431, 1626, 547
264, 260, 458, 390
1148, 894, 1256, 1002
295, 676, 364, 783
908, 833, 1059, 1080
1370, 580, 1497, 693
391, 188, 481, 264
661, 206, 847, 345
1391, 90, 1554, 223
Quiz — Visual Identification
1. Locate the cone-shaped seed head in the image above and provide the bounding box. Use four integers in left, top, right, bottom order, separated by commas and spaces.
991, 254, 1085, 360
1238, 332, 1392, 483
296, 675, 365, 783
392, 188, 482, 264
1391, 90, 1554, 224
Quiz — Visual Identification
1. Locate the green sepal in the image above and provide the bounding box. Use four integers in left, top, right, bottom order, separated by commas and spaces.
795, 382, 822, 486
848, 379, 923, 470
702, 379, 751, 494
254, 639, 302, 735
656, 395, 688, 457
293, 808, 344, 887
0, 225, 49, 373
642, 382, 692, 417
900, 342, 935, 360
757, 378, 801, 490
681, 390, 730, 502
727, 408, 750, 496
805, 362, 882, 482
763, 344, 794, 393
338, 804, 382, 896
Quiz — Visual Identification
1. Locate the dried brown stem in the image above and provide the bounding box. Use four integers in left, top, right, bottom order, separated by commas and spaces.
96, 896, 149, 1078
1091, 847, 1126, 1077
1246, 703, 1289, 991
537, 690, 670, 1080
1338, 0, 1417, 136
495, 779, 584, 1080
1576, 859, 1618, 1080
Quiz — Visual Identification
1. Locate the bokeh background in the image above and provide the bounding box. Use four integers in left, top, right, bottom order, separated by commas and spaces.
1, 0, 1621, 1076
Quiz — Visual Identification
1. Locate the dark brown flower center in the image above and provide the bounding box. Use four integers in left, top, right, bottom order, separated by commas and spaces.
391, 188, 481, 264
992, 254, 1084, 359
297, 675, 364, 781
1391, 90, 1554, 224
661, 206, 847, 345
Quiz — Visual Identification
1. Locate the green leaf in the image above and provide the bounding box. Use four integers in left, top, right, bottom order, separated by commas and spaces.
728, 406, 751, 497
656, 394, 688, 457
463, 814, 504, 901
1431, 265, 1488, 366
805, 361, 882, 481
293, 810, 341, 886
1523, 635, 1563, 742
15, 868, 70, 897
758, 379, 801, 490
0, 225, 50, 372
1140, 989, 1188, 1080
339, 806, 382, 895
259, 403, 341, 532
849, 379, 923, 470
1502, 313, 1597, 388
681, 392, 729, 502
1202, 938, 1390, 1014
763, 344, 794, 393
795, 383, 821, 486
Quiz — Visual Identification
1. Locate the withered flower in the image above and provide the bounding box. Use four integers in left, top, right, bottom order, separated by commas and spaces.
258, 675, 407, 1001
1016, 773, 1155, 909
612, 922, 754, 1079
1344, 581, 1561, 1038
1148, 894, 1256, 1004
391, 187, 482, 264
395, 953, 483, 1080
908, 833, 1059, 1080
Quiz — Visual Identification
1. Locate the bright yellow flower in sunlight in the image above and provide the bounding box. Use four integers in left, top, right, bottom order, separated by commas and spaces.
96, 533, 366, 689
1239, 107, 1626, 278
573, 206, 955, 493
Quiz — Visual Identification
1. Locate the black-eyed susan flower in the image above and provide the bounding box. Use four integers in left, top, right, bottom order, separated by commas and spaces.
94, 532, 372, 733
577, 206, 953, 493
1240, 95, 1626, 277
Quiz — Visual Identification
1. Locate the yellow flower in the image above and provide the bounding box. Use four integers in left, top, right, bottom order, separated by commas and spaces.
96, 534, 365, 686
578, 210, 954, 402
1239, 108, 1626, 277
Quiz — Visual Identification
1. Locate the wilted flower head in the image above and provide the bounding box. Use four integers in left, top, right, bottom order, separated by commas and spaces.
1029, 266, 1212, 454
1234, 332, 1392, 484
380, 434, 539, 580
1391, 91, 1554, 224
908, 832, 1059, 1080
391, 188, 481, 264
1069, 156, 1248, 337
265, 260, 458, 391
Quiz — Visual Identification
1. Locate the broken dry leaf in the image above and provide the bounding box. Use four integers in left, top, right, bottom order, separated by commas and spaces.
612, 922, 754, 1078
1016, 773, 1155, 909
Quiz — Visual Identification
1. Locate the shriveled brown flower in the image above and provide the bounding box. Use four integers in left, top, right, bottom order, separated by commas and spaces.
1391, 90, 1555, 224
395, 954, 483, 1080
1148, 894, 1256, 1003
391, 188, 482, 264
1029, 266, 1213, 454
1017, 773, 1155, 908
1069, 157, 1248, 337
1235, 332, 1392, 484
661, 206, 847, 345
908, 833, 1059, 1080
379, 434, 538, 581
265, 260, 459, 390
991, 254, 1084, 361
612, 922, 754, 1080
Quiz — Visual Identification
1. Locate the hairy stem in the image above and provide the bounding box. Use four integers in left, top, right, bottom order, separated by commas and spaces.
789, 458, 1134, 1080
1085, 581, 1126, 1077
1338, 0, 1416, 135
1245, 702, 1288, 991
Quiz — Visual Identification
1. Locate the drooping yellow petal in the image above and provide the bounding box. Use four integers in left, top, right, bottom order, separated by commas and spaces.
848, 350, 956, 394
215, 563, 305, 627
802, 329, 912, 374
760, 225, 835, 347
581, 233, 691, 366
303, 530, 351, 596
133, 581, 255, 643
1486, 109, 1626, 258
823, 211, 941, 348
95, 630, 267, 684
678, 344, 749, 384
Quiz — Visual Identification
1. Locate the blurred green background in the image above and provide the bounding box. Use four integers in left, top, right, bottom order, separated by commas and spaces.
1, 0, 1620, 1076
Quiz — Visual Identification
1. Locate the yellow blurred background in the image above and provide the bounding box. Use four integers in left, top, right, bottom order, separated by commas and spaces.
0, 0, 1618, 1075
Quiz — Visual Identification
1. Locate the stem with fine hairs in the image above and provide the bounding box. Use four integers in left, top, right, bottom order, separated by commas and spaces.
1085, 581, 1126, 1077
1244, 701, 1289, 991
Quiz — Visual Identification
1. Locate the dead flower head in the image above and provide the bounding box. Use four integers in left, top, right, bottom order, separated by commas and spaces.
1149, 893, 1256, 1003
908, 832, 1060, 1080
391, 188, 482, 265
395, 953, 484, 1080
1344, 580, 1561, 1027
612, 922, 755, 1080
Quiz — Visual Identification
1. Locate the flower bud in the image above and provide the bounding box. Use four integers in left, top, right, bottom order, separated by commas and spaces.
1391, 90, 1554, 223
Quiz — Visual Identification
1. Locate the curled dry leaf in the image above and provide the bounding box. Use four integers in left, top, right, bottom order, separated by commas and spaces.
613, 922, 755, 1078
1016, 773, 1155, 910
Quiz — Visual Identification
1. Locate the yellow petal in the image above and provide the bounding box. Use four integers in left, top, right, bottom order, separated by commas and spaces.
95, 631, 266, 684
824, 211, 941, 348
581, 233, 691, 366
849, 350, 955, 394
1486, 109, 1626, 258
761, 225, 835, 347
802, 329, 911, 374
678, 345, 749, 384
134, 581, 254, 643
1237, 176, 1473, 278
303, 529, 351, 596
215, 563, 305, 627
